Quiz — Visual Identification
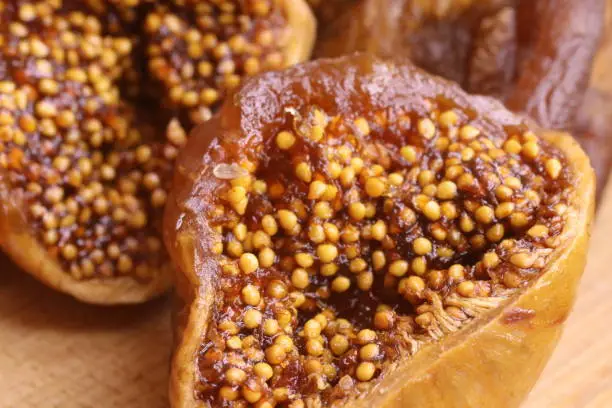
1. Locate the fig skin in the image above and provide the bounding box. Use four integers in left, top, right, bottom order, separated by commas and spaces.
0, 0, 316, 305
164, 54, 595, 407
316, 0, 604, 130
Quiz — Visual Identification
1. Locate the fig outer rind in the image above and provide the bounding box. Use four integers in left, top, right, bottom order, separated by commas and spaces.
164, 55, 595, 407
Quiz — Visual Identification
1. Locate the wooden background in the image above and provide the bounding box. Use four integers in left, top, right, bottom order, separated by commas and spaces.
1, 181, 612, 408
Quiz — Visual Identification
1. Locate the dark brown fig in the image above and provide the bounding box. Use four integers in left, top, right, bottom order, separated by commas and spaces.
316, 0, 604, 130
164, 55, 594, 407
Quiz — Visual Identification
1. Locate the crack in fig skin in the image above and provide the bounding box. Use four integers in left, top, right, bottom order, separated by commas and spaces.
165, 55, 577, 407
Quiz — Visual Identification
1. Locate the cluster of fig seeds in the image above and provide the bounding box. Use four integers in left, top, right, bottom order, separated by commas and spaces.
0, 1, 187, 280
198, 102, 571, 406
144, 0, 289, 125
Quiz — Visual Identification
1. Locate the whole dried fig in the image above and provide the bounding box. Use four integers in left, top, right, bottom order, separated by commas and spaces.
164, 55, 594, 407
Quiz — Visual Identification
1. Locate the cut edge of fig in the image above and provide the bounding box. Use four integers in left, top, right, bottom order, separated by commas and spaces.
164, 56, 595, 407
0, 177, 174, 305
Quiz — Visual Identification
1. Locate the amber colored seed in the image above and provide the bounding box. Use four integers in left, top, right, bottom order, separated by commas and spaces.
459, 125, 480, 140
413, 237, 432, 255
359, 343, 380, 360
545, 158, 562, 179
418, 118, 436, 139
389, 260, 409, 277
239, 253, 259, 274
331, 276, 351, 292
356, 362, 376, 381
510, 253, 537, 268
365, 177, 386, 197
276, 131, 296, 150
241, 285, 261, 306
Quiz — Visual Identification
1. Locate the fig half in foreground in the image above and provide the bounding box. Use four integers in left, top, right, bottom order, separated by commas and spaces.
164, 55, 595, 407
0, 0, 315, 304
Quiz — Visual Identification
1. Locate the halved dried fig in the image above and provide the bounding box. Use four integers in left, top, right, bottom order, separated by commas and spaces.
165, 55, 595, 407
0, 0, 314, 304
316, 0, 604, 130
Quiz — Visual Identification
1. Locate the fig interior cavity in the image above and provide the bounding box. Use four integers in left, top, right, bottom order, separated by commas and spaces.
192, 78, 572, 406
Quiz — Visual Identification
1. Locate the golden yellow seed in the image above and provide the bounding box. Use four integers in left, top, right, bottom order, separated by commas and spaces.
233, 223, 247, 241
359, 343, 380, 360
261, 215, 278, 236
495, 202, 515, 219
400, 145, 418, 163
418, 118, 436, 139
295, 252, 314, 268
510, 252, 537, 268
486, 224, 505, 242
328, 161, 342, 179
331, 276, 351, 292
275, 335, 295, 352
389, 260, 409, 277
482, 252, 500, 268
308, 224, 326, 243
365, 177, 386, 197
226, 241, 244, 258
357, 271, 374, 291
372, 250, 386, 271
475, 205, 494, 224
244, 309, 263, 329
371, 220, 387, 241
320, 263, 339, 277
226, 336, 242, 350
448, 264, 465, 281
263, 319, 279, 336
422, 200, 441, 221
436, 180, 457, 200
254, 362, 274, 380
305, 339, 323, 356
265, 344, 287, 365
354, 117, 371, 135
388, 173, 404, 186
242, 386, 262, 404
276, 131, 296, 150
278, 209, 298, 230
291, 268, 310, 289
330, 334, 349, 356
219, 386, 239, 401
527, 224, 549, 238
545, 158, 562, 179
258, 248, 276, 268
295, 162, 312, 182
349, 258, 367, 273
317, 244, 338, 263
340, 166, 355, 187
241, 284, 261, 306
457, 281, 475, 297
356, 329, 377, 344
303, 319, 322, 338
459, 125, 480, 140
239, 253, 259, 274
313, 201, 333, 219
510, 212, 529, 228
308, 180, 327, 200
439, 110, 459, 128
496, 185, 514, 201
522, 141, 540, 159
322, 223, 340, 242
411, 257, 428, 276
253, 180, 267, 194
356, 362, 376, 381
505, 176, 522, 190
348, 202, 366, 221
413, 237, 433, 255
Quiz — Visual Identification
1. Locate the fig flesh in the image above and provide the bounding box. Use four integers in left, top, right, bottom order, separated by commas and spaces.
165, 55, 595, 407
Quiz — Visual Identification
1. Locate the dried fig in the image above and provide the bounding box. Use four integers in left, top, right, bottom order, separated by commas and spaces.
0, 0, 315, 304
316, 0, 604, 130
164, 55, 594, 407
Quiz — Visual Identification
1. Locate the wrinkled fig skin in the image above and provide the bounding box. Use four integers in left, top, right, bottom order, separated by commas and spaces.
316, 0, 604, 130
572, 0, 612, 201
164, 55, 595, 408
